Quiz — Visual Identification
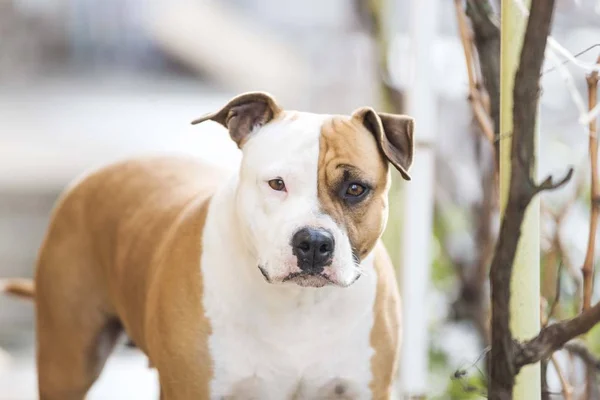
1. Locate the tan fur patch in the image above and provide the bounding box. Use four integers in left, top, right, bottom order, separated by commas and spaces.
317, 116, 391, 259
369, 242, 401, 399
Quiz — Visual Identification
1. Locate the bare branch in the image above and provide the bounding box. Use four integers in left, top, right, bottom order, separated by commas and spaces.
583, 55, 600, 312
533, 168, 575, 195
515, 301, 600, 369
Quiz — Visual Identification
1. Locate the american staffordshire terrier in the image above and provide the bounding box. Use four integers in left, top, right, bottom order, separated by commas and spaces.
2, 92, 414, 399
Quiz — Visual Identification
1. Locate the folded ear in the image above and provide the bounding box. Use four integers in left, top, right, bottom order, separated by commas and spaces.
191, 91, 282, 148
352, 107, 414, 180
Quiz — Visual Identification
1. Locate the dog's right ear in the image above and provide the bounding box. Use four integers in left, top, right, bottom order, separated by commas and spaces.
351, 107, 414, 181
191, 92, 281, 148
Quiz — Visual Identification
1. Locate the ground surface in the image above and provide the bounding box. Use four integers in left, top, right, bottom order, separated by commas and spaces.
0, 344, 159, 400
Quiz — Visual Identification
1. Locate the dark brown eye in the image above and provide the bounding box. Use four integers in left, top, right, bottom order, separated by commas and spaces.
346, 183, 366, 197
268, 178, 286, 192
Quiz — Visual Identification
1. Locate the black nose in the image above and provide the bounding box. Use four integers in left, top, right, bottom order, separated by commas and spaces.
291, 228, 335, 273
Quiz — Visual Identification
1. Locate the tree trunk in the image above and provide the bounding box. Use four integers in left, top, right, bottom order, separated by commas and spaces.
498, 0, 541, 398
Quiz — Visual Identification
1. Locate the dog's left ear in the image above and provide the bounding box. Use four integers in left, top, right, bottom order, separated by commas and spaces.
352, 107, 414, 181
191, 92, 281, 148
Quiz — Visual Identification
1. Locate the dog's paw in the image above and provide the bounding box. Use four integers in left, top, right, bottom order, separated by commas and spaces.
314, 378, 362, 400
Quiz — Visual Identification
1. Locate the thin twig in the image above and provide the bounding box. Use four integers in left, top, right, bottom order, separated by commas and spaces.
543, 44, 600, 75
550, 355, 573, 400
582, 53, 600, 400
541, 360, 550, 400
455, 0, 476, 94
544, 263, 563, 327
454, 0, 495, 144
565, 340, 600, 371
512, 0, 600, 131
582, 102, 600, 127
582, 54, 600, 312
542, 165, 586, 315
545, 49, 589, 139
512, 0, 600, 73
566, 340, 600, 400
466, 0, 500, 143
541, 164, 586, 316
540, 301, 573, 399
447, 0, 499, 352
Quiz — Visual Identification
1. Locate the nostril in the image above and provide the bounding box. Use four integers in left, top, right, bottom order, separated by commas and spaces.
298, 242, 311, 252
319, 243, 331, 254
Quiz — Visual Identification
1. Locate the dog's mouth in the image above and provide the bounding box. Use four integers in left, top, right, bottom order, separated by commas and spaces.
282, 271, 333, 288
257, 266, 360, 288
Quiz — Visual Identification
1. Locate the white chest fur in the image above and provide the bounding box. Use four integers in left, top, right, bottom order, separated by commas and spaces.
200, 188, 378, 400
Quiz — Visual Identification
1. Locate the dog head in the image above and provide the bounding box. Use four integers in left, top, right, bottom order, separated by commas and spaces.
192, 92, 414, 288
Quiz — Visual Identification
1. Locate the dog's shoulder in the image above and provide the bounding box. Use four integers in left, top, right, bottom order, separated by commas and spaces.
369, 240, 401, 398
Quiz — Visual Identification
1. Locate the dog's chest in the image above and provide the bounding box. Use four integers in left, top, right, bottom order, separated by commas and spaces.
201, 258, 378, 400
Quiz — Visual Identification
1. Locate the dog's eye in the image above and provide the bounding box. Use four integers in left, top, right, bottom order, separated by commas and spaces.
268, 178, 286, 192
346, 183, 366, 197
341, 182, 370, 205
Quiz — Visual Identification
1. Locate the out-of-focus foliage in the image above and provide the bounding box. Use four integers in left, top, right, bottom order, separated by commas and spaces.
444, 374, 487, 400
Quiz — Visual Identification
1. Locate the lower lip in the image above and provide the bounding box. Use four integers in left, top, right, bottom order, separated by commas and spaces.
285, 274, 333, 287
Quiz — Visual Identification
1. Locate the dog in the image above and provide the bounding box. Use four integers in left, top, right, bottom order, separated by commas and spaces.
2, 91, 414, 399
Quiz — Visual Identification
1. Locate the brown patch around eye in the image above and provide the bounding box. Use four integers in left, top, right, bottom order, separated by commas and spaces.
317, 117, 391, 260
268, 178, 286, 191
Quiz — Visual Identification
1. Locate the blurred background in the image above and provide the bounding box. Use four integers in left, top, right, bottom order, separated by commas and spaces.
0, 0, 599, 398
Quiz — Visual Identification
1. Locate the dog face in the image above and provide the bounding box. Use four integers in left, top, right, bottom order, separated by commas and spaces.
192, 92, 414, 288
